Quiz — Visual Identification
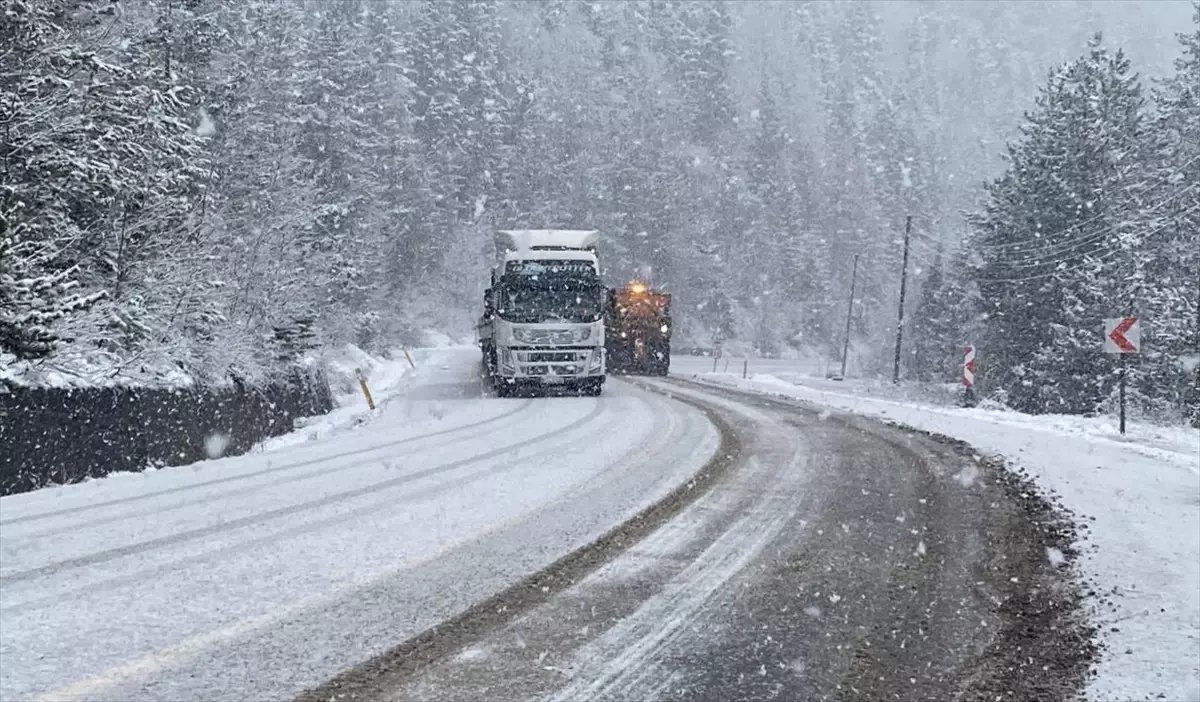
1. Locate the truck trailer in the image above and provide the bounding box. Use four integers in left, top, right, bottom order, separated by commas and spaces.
605, 281, 671, 376
477, 230, 606, 397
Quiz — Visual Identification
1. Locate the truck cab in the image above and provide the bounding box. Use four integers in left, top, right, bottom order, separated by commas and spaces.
478, 230, 606, 396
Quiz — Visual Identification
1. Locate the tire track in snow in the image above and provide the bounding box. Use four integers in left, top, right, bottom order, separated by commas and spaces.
14, 386, 692, 702
9, 398, 539, 540
544, 479, 797, 702
292, 381, 739, 702
537, 379, 813, 702
0, 400, 603, 586
0, 398, 534, 528
2, 396, 642, 613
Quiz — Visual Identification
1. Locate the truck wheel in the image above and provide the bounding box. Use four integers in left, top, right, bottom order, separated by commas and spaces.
495, 380, 513, 398
585, 379, 603, 397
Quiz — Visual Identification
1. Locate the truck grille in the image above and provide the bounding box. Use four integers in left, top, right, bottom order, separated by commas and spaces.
526, 352, 576, 363
512, 347, 594, 378
520, 329, 578, 345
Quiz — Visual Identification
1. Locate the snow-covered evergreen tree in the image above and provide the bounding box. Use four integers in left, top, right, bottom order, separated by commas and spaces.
0, 0, 118, 363
1141, 4, 1200, 423
0, 202, 104, 361
908, 245, 978, 382
0, 0, 1191, 410
969, 36, 1148, 413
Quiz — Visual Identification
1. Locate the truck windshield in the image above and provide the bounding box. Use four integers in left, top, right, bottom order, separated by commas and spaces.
497, 280, 604, 324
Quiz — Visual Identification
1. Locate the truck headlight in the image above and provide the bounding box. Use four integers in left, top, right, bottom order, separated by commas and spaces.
587, 349, 604, 371
499, 348, 515, 371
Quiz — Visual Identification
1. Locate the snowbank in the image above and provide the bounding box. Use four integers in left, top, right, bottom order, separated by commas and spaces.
257, 343, 424, 452
258, 334, 474, 452
679, 364, 1200, 702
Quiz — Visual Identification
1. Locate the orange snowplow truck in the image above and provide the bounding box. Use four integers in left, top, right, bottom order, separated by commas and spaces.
605, 281, 671, 376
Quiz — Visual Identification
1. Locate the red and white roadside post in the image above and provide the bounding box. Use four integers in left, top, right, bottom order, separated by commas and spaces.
961, 344, 978, 407
1104, 317, 1141, 434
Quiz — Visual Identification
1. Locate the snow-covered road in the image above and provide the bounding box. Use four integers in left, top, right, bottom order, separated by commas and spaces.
5, 349, 1173, 702
344, 376, 1094, 702
671, 355, 1200, 702
0, 348, 717, 701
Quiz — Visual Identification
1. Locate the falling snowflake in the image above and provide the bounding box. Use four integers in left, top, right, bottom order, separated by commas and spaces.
204, 433, 229, 458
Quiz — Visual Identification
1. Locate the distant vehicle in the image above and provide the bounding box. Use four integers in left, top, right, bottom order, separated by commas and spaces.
477, 229, 606, 397
605, 281, 671, 376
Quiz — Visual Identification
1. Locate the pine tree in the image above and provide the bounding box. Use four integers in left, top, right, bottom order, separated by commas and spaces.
0, 201, 105, 361
406, 0, 515, 220
969, 36, 1147, 414
739, 77, 823, 355
909, 246, 977, 382
82, 8, 210, 347
647, 0, 736, 148
806, 2, 894, 346
0, 0, 121, 362
1142, 4, 1200, 422
190, 0, 323, 376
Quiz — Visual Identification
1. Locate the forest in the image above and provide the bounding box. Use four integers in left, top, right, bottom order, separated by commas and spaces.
1, 0, 1196, 421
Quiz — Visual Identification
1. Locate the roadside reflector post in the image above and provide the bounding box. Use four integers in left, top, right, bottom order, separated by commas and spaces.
743, 359, 748, 379
355, 367, 376, 410
1103, 317, 1140, 435
402, 347, 416, 369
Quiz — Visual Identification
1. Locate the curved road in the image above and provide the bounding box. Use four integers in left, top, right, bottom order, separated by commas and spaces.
303, 377, 1092, 702
0, 352, 1089, 702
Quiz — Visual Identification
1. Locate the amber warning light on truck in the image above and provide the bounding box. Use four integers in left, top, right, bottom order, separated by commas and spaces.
605, 282, 672, 376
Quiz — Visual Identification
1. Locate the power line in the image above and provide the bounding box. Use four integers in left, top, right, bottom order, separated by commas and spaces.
921, 180, 1197, 260
967, 206, 1198, 284
916, 182, 1198, 272
959, 152, 1200, 255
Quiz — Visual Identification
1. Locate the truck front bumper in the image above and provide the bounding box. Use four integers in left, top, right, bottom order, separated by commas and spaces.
498, 346, 604, 381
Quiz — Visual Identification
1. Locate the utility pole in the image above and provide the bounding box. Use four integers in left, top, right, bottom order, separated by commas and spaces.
892, 215, 912, 384
840, 254, 860, 380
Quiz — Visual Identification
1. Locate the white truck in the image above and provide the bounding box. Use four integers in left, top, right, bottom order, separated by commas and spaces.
477, 230, 607, 397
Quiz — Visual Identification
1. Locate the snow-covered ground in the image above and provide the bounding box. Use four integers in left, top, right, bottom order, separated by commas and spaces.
256, 343, 434, 452
0, 348, 718, 701
671, 355, 1200, 702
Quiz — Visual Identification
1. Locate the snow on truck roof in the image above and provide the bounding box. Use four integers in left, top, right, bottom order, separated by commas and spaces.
495, 229, 599, 254
504, 249, 596, 261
